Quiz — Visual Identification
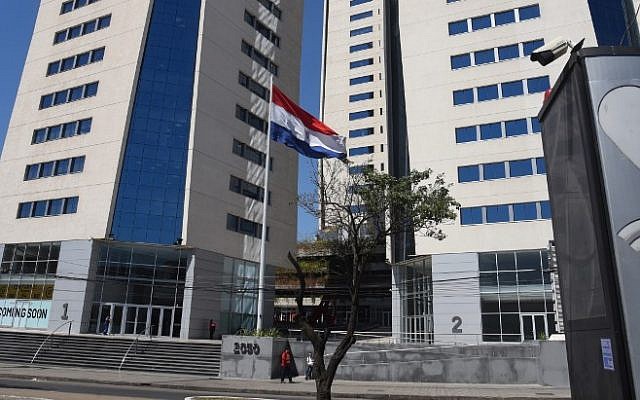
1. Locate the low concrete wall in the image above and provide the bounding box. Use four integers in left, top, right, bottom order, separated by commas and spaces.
221, 338, 569, 387
220, 336, 300, 379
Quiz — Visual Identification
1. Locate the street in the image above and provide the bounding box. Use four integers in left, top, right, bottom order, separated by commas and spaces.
0, 378, 340, 400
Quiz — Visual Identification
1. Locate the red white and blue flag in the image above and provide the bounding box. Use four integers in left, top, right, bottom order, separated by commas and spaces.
270, 85, 347, 159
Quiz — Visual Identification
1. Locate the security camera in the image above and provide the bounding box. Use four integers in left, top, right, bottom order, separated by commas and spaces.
530, 38, 571, 66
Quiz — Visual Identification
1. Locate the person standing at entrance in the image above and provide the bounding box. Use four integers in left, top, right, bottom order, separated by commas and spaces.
208, 319, 217, 339
102, 315, 111, 335
280, 347, 293, 383
305, 351, 314, 380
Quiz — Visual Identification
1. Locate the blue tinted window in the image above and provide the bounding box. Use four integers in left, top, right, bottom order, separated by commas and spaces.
351, 10, 373, 21
527, 76, 550, 93
480, 123, 502, 140
351, 58, 373, 69
350, 92, 374, 102
471, 15, 491, 30
33, 129, 47, 144
68, 25, 82, 39
54, 31, 67, 44
78, 118, 92, 134
48, 199, 64, 216
85, 82, 98, 97
17, 203, 32, 218
69, 86, 83, 101
536, 157, 546, 174
474, 49, 495, 65
453, 89, 473, 105
350, 75, 374, 85
83, 20, 96, 34
61, 57, 75, 71
76, 52, 90, 66
513, 202, 538, 221
523, 39, 545, 56
498, 44, 520, 60
25, 165, 39, 180
448, 20, 468, 35
48, 126, 61, 140
350, 26, 373, 36
451, 53, 471, 69
63, 122, 77, 138
61, 1, 74, 14
540, 201, 552, 219
349, 146, 374, 156
98, 15, 111, 29
350, 0, 372, 6
461, 207, 483, 225
91, 47, 105, 62
33, 201, 47, 217
486, 205, 510, 223
458, 165, 480, 182
349, 110, 374, 120
70, 157, 85, 173
349, 128, 374, 138
477, 84, 499, 101
47, 61, 60, 76
505, 119, 528, 136
531, 117, 541, 133
350, 42, 373, 53
64, 197, 79, 214
495, 10, 516, 25
483, 162, 506, 180
501, 80, 524, 97
40, 162, 54, 177
456, 126, 477, 143
509, 159, 533, 177
40, 94, 54, 109
519, 4, 541, 21
55, 159, 70, 175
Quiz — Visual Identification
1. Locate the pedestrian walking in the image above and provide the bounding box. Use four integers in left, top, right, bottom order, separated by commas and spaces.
208, 319, 217, 339
280, 347, 293, 383
101, 315, 111, 335
305, 351, 314, 380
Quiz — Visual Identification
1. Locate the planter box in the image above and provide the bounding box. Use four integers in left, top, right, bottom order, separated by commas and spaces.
220, 335, 298, 379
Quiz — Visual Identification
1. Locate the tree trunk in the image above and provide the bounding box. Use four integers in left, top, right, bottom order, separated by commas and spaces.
316, 375, 333, 400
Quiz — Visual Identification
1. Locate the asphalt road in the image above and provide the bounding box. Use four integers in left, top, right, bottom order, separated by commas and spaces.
0, 378, 329, 400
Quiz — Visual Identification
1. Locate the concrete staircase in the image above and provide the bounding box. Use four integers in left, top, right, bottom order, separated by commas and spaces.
0, 330, 221, 376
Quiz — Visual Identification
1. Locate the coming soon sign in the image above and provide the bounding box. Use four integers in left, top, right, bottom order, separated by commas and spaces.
0, 300, 51, 329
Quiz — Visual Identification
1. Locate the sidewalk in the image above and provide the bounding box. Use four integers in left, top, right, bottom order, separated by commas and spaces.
0, 363, 571, 400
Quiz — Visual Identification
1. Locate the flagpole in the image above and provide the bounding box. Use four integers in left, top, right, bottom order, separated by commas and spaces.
257, 75, 274, 331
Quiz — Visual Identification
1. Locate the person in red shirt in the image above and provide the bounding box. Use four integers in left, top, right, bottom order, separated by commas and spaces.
208, 320, 217, 340
280, 347, 293, 383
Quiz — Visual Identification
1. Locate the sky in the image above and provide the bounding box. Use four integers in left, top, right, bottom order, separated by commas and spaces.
0, 1, 322, 241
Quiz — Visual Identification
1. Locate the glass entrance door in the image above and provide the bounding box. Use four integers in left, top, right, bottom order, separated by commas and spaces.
521, 314, 548, 341
150, 306, 174, 337
96, 303, 174, 337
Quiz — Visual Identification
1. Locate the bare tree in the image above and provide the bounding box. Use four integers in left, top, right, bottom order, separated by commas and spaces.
289, 161, 459, 400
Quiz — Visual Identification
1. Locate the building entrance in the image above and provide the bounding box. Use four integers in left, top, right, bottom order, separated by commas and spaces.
96, 303, 176, 337
521, 313, 548, 341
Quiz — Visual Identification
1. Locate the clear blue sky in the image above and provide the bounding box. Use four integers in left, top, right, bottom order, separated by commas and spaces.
0, 1, 321, 241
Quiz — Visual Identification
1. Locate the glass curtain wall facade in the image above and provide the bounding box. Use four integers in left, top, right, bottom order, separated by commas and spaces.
110, 0, 201, 245
396, 257, 433, 343
479, 249, 556, 342
89, 241, 189, 337
221, 257, 258, 332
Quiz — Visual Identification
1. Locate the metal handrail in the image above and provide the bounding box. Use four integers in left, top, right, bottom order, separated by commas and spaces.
30, 320, 73, 365
118, 325, 154, 371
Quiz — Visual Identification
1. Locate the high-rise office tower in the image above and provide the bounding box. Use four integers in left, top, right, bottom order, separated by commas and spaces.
0, 0, 302, 338
322, 0, 638, 343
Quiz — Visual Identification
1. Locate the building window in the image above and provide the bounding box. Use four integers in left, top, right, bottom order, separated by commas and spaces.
229, 176, 269, 203
244, 10, 280, 47
486, 205, 510, 223
349, 127, 374, 138
501, 80, 524, 98
522, 39, 545, 56
351, 10, 373, 21
474, 49, 495, 65
471, 15, 492, 31
505, 119, 528, 137
46, 47, 105, 76
477, 84, 499, 101
241, 41, 279, 76
460, 207, 483, 225
453, 89, 474, 105
39, 82, 99, 110
350, 75, 374, 85
53, 14, 111, 44
32, 118, 92, 144
17, 197, 79, 219
238, 72, 269, 100
480, 123, 502, 140
24, 156, 85, 181
236, 105, 267, 133
350, 0, 372, 6
483, 162, 506, 180
350, 26, 373, 37
349, 110, 374, 120
350, 42, 373, 53
509, 159, 534, 177
461, 201, 551, 225
536, 157, 546, 174
518, 4, 541, 21
527, 76, 551, 93
350, 58, 374, 69
61, 0, 101, 14
256, 0, 281, 19
232, 139, 270, 168
513, 202, 538, 221
348, 164, 374, 175
494, 9, 516, 25
451, 53, 472, 69
349, 146, 374, 156
349, 92, 374, 102
456, 117, 541, 143
458, 165, 480, 182
226, 214, 268, 240
455, 126, 477, 143
531, 117, 541, 133
498, 44, 520, 60
448, 20, 468, 35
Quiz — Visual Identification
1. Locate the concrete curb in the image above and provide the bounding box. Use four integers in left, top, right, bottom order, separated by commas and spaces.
5, 372, 570, 400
